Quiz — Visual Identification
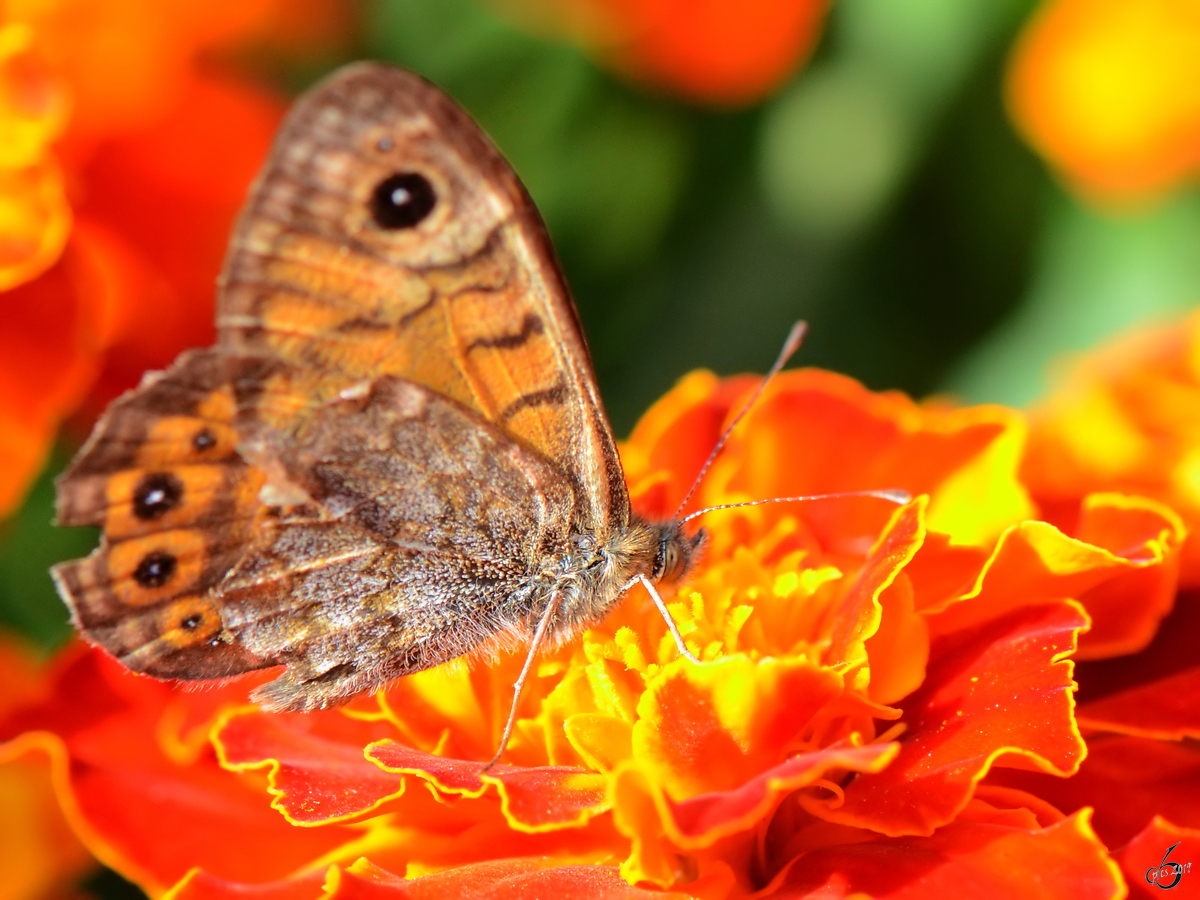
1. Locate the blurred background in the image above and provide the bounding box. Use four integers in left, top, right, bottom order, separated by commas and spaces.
0, 0, 1198, 892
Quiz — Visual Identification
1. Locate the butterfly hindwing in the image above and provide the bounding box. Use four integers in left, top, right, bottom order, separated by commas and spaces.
52, 350, 274, 679
217, 373, 576, 710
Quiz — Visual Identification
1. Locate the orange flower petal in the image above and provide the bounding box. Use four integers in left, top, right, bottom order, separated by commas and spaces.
819, 601, 1088, 836
0, 646, 370, 896
1023, 312, 1200, 587
716, 374, 1030, 548
767, 811, 1122, 899
326, 858, 697, 899
623, 370, 755, 520
924, 500, 1179, 641
165, 868, 328, 900
988, 734, 1200, 848
0, 23, 68, 168
971, 784, 1066, 828
825, 500, 925, 668
76, 73, 283, 413
663, 740, 898, 849
214, 709, 404, 825
0, 750, 95, 898
864, 564, 930, 706
625, 369, 1032, 551
366, 742, 610, 832
0, 157, 70, 291
1076, 666, 1200, 741
1116, 816, 1200, 898
0, 634, 93, 897
0, 22, 71, 290
611, 0, 830, 105
1071, 494, 1184, 658
0, 632, 43, 719
515, 0, 830, 105
0, 227, 120, 514
632, 656, 844, 801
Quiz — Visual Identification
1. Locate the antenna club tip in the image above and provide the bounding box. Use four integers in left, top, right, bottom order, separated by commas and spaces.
784, 320, 809, 356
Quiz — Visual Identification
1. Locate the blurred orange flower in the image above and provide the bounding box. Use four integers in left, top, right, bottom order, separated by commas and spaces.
0, 0, 353, 517
501, 0, 830, 105
1007, 0, 1200, 205
1023, 311, 1200, 589
993, 310, 1200, 881
3, 368, 1186, 898
0, 634, 93, 900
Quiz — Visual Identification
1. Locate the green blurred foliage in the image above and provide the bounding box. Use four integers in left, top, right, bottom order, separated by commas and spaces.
0, 448, 96, 649
951, 189, 1200, 405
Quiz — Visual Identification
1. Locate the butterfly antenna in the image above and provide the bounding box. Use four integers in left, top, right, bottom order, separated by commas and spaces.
672, 321, 808, 521
679, 489, 911, 526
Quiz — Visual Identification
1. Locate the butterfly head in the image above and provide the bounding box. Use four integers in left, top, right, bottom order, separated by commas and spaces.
651, 520, 706, 584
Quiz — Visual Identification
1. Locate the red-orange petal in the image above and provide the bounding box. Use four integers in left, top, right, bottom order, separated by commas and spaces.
214, 708, 404, 825
1070, 494, 1184, 659
824, 500, 925, 666
329, 858, 698, 899
631, 656, 845, 800
989, 733, 1200, 849
0, 646, 365, 895
1116, 816, 1200, 899
165, 869, 329, 900
663, 740, 899, 848
606, 0, 831, 105
624, 369, 1031, 550
75, 73, 284, 415
515, 0, 830, 106
766, 811, 1122, 899
366, 741, 609, 832
0, 224, 125, 513
924, 506, 1177, 640
818, 601, 1088, 836
1076, 665, 1200, 741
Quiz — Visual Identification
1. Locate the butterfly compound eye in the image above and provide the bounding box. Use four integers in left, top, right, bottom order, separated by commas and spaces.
369, 172, 436, 229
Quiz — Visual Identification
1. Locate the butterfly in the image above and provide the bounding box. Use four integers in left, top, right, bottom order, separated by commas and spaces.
51, 62, 711, 765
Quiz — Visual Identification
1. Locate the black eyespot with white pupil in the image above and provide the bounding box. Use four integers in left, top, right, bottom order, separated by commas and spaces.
192, 428, 217, 451
180, 614, 204, 631
134, 551, 176, 588
369, 172, 436, 229
133, 472, 184, 520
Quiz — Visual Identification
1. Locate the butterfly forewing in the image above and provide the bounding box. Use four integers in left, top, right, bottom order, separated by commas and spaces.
216, 63, 627, 534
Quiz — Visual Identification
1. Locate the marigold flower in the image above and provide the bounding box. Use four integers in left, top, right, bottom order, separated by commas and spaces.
2, 367, 1182, 898
0, 635, 92, 900
1023, 311, 1200, 589
1002, 310, 1200, 868
498, 0, 830, 105
0, 0, 352, 517
1006, 0, 1200, 205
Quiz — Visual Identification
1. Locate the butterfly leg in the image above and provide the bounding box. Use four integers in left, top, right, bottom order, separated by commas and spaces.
633, 574, 700, 664
482, 588, 565, 772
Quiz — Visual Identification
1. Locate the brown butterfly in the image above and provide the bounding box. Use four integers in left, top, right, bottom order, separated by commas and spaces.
52, 62, 715, 765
